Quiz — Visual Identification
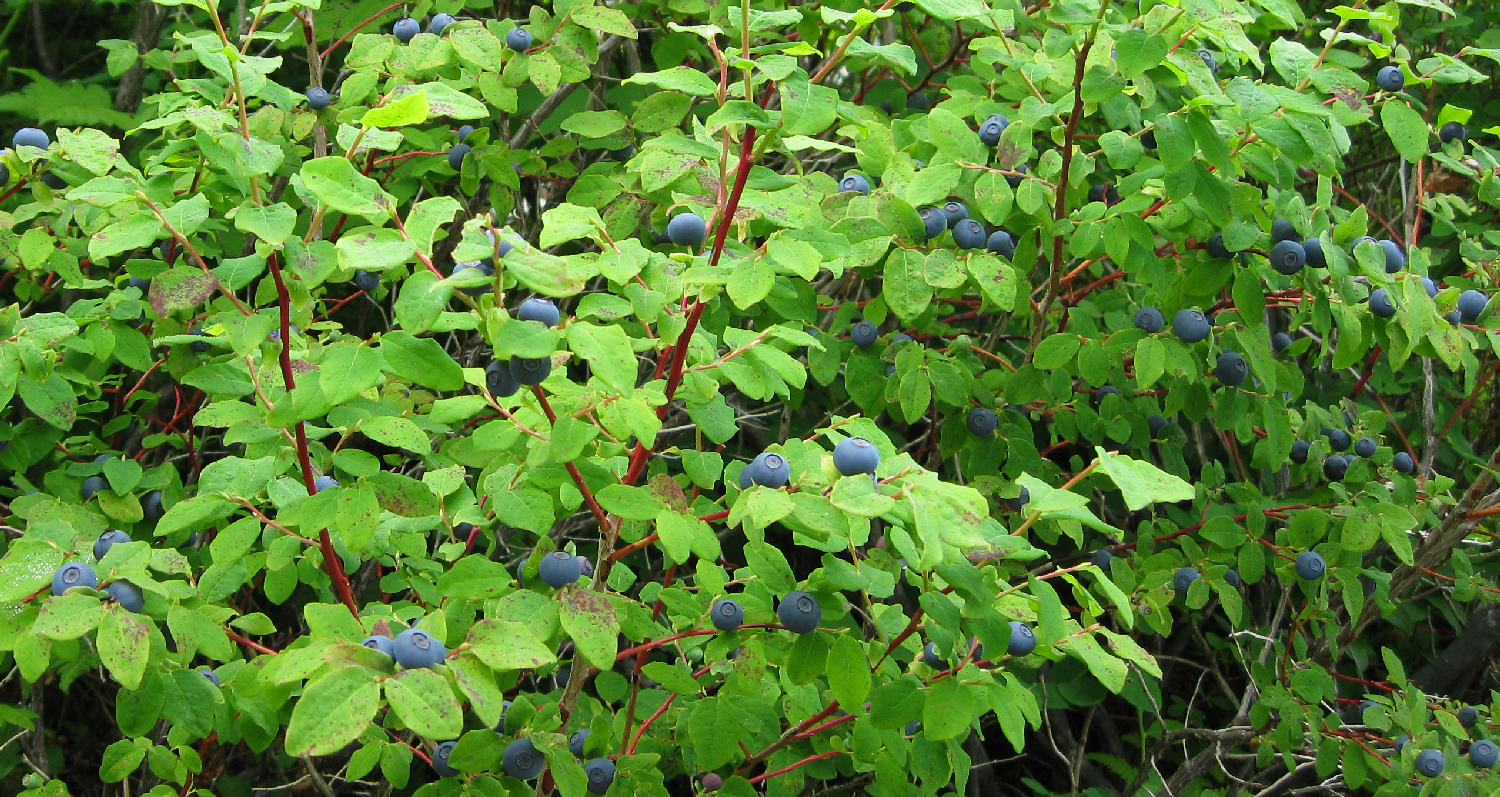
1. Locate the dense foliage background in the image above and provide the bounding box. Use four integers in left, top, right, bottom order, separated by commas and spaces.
1, 0, 1499, 795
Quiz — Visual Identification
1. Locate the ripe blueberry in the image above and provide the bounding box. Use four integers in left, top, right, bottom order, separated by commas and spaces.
1414, 749, 1443, 777
1354, 437, 1377, 458
510, 357, 552, 386
1323, 429, 1352, 451
1090, 549, 1113, 569
978, 113, 1009, 146
1173, 567, 1199, 592
850, 320, 878, 348
52, 562, 97, 595
353, 269, 380, 293
838, 173, 871, 194
1295, 551, 1325, 580
503, 738, 544, 779
832, 437, 880, 476
432, 741, 459, 777
392, 17, 420, 42
1007, 621, 1036, 656
1471, 740, 1498, 769
106, 580, 144, 612
585, 759, 616, 794
1379, 240, 1405, 273
362, 635, 396, 658
702, 773, 723, 791
1206, 233, 1232, 259
451, 260, 495, 295
1148, 415, 1170, 437
744, 452, 791, 488
393, 628, 447, 668
666, 212, 706, 247
1458, 290, 1488, 322
922, 641, 945, 669
986, 230, 1015, 258
1459, 706, 1478, 728
1271, 218, 1297, 243
1172, 309, 1211, 343
1302, 237, 1326, 268
518, 297, 561, 326
506, 28, 533, 50
457, 125, 476, 142
12, 128, 49, 149
1323, 454, 1350, 481
942, 201, 968, 228
429, 12, 455, 34
313, 475, 339, 492
1269, 240, 1306, 275
778, 590, 821, 633
569, 729, 590, 759
952, 219, 986, 249
1193, 48, 1219, 72
1439, 121, 1467, 144
1290, 440, 1311, 464
1005, 487, 1030, 512
1393, 452, 1415, 473
1134, 307, 1164, 333
1369, 288, 1395, 318
539, 550, 583, 588
200, 668, 221, 687
486, 360, 522, 397
1376, 65, 1404, 92
1225, 569, 1243, 587
711, 598, 744, 631
966, 407, 998, 436
95, 529, 131, 560
306, 87, 330, 110
918, 207, 946, 240
906, 91, 930, 111
1214, 351, 1248, 386
448, 143, 470, 171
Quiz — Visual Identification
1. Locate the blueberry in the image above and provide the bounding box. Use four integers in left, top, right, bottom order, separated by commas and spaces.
1379, 240, 1405, 273
518, 297, 561, 326
353, 269, 380, 293
745, 452, 791, 488
850, 320, 878, 348
188, 325, 212, 353
313, 475, 340, 492
585, 759, 616, 794
569, 729, 590, 759
1295, 551, 1326, 580
1007, 621, 1036, 656
393, 628, 447, 668
833, 437, 880, 476
1420, 277, 1438, 297
967, 407, 998, 436
506, 28, 533, 50
504, 738, 544, 779
1206, 232, 1233, 259
890, 333, 913, 346
486, 360, 522, 397
667, 212, 707, 247
1005, 487, 1030, 512
432, 741, 460, 777
986, 230, 1015, 258
1090, 549, 1113, 569
1173, 567, 1199, 592
448, 143, 470, 171
1323, 454, 1350, 481
1271, 218, 1298, 243
393, 17, 420, 42
919, 207, 947, 240
106, 580, 144, 612
838, 173, 871, 194
1270, 240, 1306, 275
539, 550, 583, 588
200, 668, 221, 687
1472, 740, 1498, 769
1225, 569, 1243, 587
1134, 307, 1164, 333
777, 591, 821, 633
702, 773, 723, 791
1393, 452, 1415, 473
711, 598, 744, 631
1393, 736, 1409, 754
429, 12, 455, 34
1214, 351, 1248, 386
1087, 184, 1120, 204
362, 635, 396, 658
1323, 429, 1352, 451
81, 475, 107, 501
1148, 415, 1170, 437
1172, 309, 1211, 343
128, 276, 151, 292
978, 113, 1009, 146
452, 259, 495, 295
1446, 309, 1463, 326
1354, 437, 1377, 458
306, 87, 330, 110
1094, 385, 1120, 406
1439, 121, 1468, 144
952, 219, 986, 249
1414, 749, 1443, 777
457, 125, 476, 142
1194, 48, 1219, 72
577, 555, 594, 577
1290, 440, 1311, 464
94, 529, 131, 561
1458, 290, 1488, 322
1369, 288, 1395, 318
1459, 706, 1478, 728
12, 128, 49, 149
1273, 332, 1294, 352
942, 201, 968, 228
1005, 163, 1029, 188
510, 356, 552, 386
1302, 237, 1326, 268
906, 91, 929, 111
922, 641, 945, 669
1376, 65, 1404, 92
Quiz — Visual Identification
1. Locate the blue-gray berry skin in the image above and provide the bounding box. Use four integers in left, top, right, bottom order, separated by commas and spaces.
12, 128, 49, 149
745, 452, 791, 488
353, 269, 380, 293
539, 550, 582, 588
952, 218, 986, 249
903, 721, 921, 737
942, 201, 968, 228
457, 124, 476, 142
1446, 309, 1463, 326
188, 325, 212, 352
200, 668, 221, 687
1005, 163, 1029, 188
922, 642, 945, 669
978, 113, 1009, 145
1459, 706, 1478, 727
81, 475, 107, 501
504, 738, 545, 779
1420, 277, 1438, 296
506, 28, 533, 50
1173, 567, 1199, 593
1090, 549, 1113, 569
1354, 437, 1377, 458
1458, 290, 1488, 322
569, 729, 590, 759
510, 356, 552, 386
1005, 487, 1030, 512
1324, 429, 1352, 451
1269, 240, 1306, 275
1393, 736, 1409, 753
666, 212, 706, 247
393, 628, 447, 668
1194, 48, 1219, 72
1295, 551, 1326, 580
1414, 749, 1443, 777
393, 17, 420, 42
432, 741, 459, 777
1007, 621, 1036, 656
1377, 65, 1404, 92
906, 91, 929, 110
305, 87, 330, 109
448, 143, 470, 171
1302, 237, 1326, 268
128, 276, 151, 292
711, 598, 744, 631
850, 320, 878, 347
452, 259, 494, 295
1369, 288, 1395, 318
1206, 233, 1231, 259
140, 490, 164, 520
987, 229, 1015, 257
1379, 240, 1405, 273
1471, 740, 1498, 769
1393, 452, 1415, 473
1440, 121, 1468, 143
1323, 454, 1350, 480
429, 12, 455, 34
106, 580, 144, 612
967, 407, 998, 436
833, 437, 880, 476
1172, 309, 1211, 343
518, 297, 561, 326
313, 475, 339, 493
362, 635, 396, 658
1225, 569, 1243, 587
838, 173, 871, 194
486, 360, 522, 397
1148, 415, 1170, 437
95, 529, 131, 560
51, 561, 96, 600
585, 759, 616, 795
1271, 218, 1298, 243
1290, 440, 1311, 464
1134, 307, 1164, 333
919, 207, 946, 240
1214, 351, 1248, 386
778, 591, 822, 633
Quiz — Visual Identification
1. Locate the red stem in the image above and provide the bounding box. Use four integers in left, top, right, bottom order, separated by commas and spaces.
748, 750, 840, 784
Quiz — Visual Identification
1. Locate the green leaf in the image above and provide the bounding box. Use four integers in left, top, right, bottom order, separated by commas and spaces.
1092, 450, 1196, 511
380, 330, 464, 391
98, 608, 152, 689
922, 677, 970, 740
467, 619, 558, 671
232, 201, 297, 245
284, 666, 381, 756
826, 635, 872, 709
385, 667, 465, 739
597, 484, 665, 520
319, 345, 384, 406
559, 588, 620, 670
33, 593, 105, 640
1381, 101, 1428, 163
623, 67, 720, 96
449, 651, 508, 728
301, 156, 394, 219
566, 322, 637, 394
362, 92, 429, 128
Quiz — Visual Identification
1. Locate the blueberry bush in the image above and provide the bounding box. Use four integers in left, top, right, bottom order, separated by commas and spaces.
2, 0, 1500, 795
